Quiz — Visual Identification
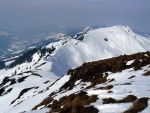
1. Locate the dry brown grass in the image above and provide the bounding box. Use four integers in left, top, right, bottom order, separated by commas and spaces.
59, 105, 98, 113
48, 91, 98, 113
103, 95, 137, 104
33, 91, 98, 113
61, 52, 150, 92
94, 85, 113, 90
143, 71, 150, 76
33, 52, 150, 113
32, 97, 53, 110
123, 97, 149, 113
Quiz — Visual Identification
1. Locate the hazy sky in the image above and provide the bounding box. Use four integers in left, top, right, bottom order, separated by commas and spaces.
0, 0, 150, 33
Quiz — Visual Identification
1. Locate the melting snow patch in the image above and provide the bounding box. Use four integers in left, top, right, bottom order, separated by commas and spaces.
75, 79, 81, 85
144, 54, 149, 57
37, 105, 45, 110
126, 60, 135, 65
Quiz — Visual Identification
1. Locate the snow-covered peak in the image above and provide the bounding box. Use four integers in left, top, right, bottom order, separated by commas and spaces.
45, 25, 150, 76
2, 25, 150, 76
118, 25, 133, 32
0, 25, 150, 113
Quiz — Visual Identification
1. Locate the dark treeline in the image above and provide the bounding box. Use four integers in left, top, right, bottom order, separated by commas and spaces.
6, 46, 55, 69
0, 61, 5, 70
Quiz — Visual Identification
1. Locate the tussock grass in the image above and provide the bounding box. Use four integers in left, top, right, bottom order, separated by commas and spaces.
33, 97, 53, 110
143, 71, 150, 76
94, 85, 113, 90
49, 91, 98, 113
61, 52, 150, 91
103, 95, 137, 104
33, 52, 150, 113
123, 97, 149, 113
33, 91, 98, 113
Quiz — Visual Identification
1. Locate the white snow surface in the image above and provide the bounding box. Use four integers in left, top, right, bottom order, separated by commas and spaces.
0, 25, 150, 113
41, 66, 150, 113
87, 66, 150, 113
31, 62, 150, 113
48, 25, 150, 76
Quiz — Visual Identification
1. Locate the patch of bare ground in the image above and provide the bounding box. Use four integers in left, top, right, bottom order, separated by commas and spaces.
33, 91, 98, 113
128, 76, 135, 79
33, 52, 150, 113
44, 80, 50, 84
11, 87, 38, 105
102, 95, 137, 104
143, 71, 150, 76
0, 88, 5, 96
123, 97, 149, 113
18, 76, 29, 83
115, 83, 132, 86
108, 78, 115, 83
108, 91, 113, 93
57, 106, 98, 113
33, 97, 54, 110
35, 62, 47, 68
59, 52, 150, 91
94, 85, 113, 90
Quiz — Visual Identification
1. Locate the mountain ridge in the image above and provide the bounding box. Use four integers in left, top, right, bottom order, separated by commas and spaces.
33, 51, 150, 113
0, 25, 150, 113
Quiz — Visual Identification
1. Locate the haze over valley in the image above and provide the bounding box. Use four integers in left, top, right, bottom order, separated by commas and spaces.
0, 1, 150, 113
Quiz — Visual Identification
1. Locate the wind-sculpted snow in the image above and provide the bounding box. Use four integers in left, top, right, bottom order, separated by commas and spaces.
48, 25, 150, 76
0, 26, 150, 113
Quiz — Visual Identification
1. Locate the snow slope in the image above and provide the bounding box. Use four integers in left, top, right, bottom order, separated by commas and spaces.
48, 25, 150, 76
32, 51, 150, 113
0, 25, 150, 113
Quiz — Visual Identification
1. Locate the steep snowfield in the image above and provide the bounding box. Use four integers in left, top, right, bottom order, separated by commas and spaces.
48, 25, 150, 76
0, 25, 150, 113
0, 53, 59, 113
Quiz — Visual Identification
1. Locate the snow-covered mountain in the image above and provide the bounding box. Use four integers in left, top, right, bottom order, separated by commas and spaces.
0, 25, 150, 113
0, 26, 88, 59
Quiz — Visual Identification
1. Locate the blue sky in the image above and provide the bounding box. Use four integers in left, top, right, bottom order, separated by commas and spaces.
0, 0, 150, 33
